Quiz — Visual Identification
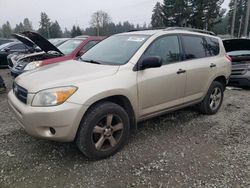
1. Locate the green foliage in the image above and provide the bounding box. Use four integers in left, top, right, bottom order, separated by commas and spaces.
2, 21, 12, 38
71, 25, 82, 37
228, 0, 248, 37
23, 18, 33, 31
154, 0, 225, 30
37, 12, 51, 38
50, 21, 62, 38
151, 2, 164, 28
213, 14, 230, 34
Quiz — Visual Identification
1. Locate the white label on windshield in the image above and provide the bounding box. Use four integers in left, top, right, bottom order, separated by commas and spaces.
127, 37, 145, 42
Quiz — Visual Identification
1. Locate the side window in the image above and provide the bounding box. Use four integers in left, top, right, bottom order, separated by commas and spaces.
182, 35, 209, 60
143, 35, 181, 65
205, 37, 220, 56
82, 41, 99, 51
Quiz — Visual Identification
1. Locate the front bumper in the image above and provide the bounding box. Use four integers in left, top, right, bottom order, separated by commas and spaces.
8, 90, 88, 142
228, 71, 250, 88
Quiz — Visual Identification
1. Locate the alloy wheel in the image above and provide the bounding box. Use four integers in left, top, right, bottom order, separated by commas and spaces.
92, 114, 124, 151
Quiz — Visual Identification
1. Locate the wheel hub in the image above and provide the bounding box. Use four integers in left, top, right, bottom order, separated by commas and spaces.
104, 128, 112, 137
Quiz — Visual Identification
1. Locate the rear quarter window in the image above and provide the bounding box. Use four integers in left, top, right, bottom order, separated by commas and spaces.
205, 37, 220, 56
181, 35, 209, 60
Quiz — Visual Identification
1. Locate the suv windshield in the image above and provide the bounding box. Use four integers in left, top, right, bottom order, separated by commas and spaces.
58, 39, 83, 55
80, 35, 149, 65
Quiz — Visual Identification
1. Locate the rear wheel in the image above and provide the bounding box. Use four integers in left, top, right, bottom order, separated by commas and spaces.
76, 102, 130, 160
198, 81, 224, 115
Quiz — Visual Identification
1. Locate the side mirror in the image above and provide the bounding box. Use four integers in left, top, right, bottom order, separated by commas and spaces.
4, 47, 10, 52
139, 56, 162, 70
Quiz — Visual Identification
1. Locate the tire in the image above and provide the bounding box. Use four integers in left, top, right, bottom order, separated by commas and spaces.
198, 81, 224, 115
76, 101, 130, 160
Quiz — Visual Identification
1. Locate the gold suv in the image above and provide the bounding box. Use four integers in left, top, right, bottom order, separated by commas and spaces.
8, 28, 231, 159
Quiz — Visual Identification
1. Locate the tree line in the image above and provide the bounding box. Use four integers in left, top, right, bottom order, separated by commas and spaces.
151, 0, 250, 37
0, 1, 249, 39
0, 11, 148, 39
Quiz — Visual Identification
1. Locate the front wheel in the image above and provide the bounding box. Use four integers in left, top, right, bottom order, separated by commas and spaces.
198, 81, 224, 115
76, 102, 130, 160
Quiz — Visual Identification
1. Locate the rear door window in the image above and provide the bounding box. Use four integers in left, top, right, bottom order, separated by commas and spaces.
181, 35, 209, 60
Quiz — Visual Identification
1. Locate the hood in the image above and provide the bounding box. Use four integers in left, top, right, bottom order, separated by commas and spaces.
223, 39, 250, 52
12, 33, 35, 48
15, 60, 119, 92
21, 31, 63, 55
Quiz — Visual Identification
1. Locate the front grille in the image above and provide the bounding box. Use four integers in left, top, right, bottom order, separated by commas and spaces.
13, 82, 28, 104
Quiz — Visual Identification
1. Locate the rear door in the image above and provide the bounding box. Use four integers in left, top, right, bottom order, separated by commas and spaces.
137, 35, 187, 117
180, 35, 219, 102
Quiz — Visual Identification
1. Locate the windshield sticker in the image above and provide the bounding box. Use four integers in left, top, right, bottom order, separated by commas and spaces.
127, 37, 146, 42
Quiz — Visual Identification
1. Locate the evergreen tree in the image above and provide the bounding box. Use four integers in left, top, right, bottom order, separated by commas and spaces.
151, 2, 164, 28
23, 18, 33, 31
189, 0, 225, 30
50, 21, 62, 38
38, 12, 51, 38
63, 28, 71, 37
14, 23, 25, 33
228, 0, 247, 37
161, 0, 190, 27
71, 25, 82, 37
2, 21, 12, 38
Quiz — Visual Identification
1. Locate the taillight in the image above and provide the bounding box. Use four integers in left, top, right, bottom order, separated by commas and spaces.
226, 55, 232, 63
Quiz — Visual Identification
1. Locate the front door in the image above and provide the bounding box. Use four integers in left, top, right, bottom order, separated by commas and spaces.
137, 35, 187, 117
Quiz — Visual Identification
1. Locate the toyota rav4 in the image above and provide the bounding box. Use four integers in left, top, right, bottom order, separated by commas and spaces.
8, 28, 231, 160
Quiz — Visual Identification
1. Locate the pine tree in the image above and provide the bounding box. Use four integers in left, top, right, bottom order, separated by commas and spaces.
228, 0, 247, 37
161, 0, 190, 27
38, 12, 51, 38
151, 2, 164, 28
23, 18, 33, 31
189, 0, 225, 30
71, 25, 82, 37
50, 21, 62, 38
14, 23, 25, 33
2, 21, 12, 38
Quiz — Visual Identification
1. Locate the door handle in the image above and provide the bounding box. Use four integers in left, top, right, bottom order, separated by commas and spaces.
177, 69, 186, 74
210, 63, 217, 68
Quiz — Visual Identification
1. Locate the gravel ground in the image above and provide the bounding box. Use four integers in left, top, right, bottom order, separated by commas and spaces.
0, 69, 250, 188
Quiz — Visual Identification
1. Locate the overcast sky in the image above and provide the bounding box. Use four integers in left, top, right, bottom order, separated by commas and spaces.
0, 0, 230, 30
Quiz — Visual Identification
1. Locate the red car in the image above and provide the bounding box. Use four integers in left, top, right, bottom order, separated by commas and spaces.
9, 31, 105, 77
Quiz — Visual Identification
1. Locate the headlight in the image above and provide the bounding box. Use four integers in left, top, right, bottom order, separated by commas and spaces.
32, 86, 77, 107
24, 61, 43, 71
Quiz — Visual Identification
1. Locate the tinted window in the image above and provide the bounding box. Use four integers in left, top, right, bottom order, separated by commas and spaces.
82, 41, 99, 51
143, 35, 181, 65
205, 37, 220, 56
182, 35, 209, 60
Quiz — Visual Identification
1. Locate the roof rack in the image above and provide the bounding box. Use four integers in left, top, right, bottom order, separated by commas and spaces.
164, 27, 216, 36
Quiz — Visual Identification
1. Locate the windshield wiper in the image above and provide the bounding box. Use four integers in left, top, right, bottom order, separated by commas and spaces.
79, 58, 102, 64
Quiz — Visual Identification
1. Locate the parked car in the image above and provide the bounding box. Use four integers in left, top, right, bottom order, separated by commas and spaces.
0, 38, 15, 45
0, 40, 36, 68
8, 28, 231, 159
223, 38, 250, 88
48, 38, 70, 46
8, 31, 105, 77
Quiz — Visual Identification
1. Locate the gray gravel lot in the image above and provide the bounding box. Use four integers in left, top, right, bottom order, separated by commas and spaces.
0, 69, 250, 188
